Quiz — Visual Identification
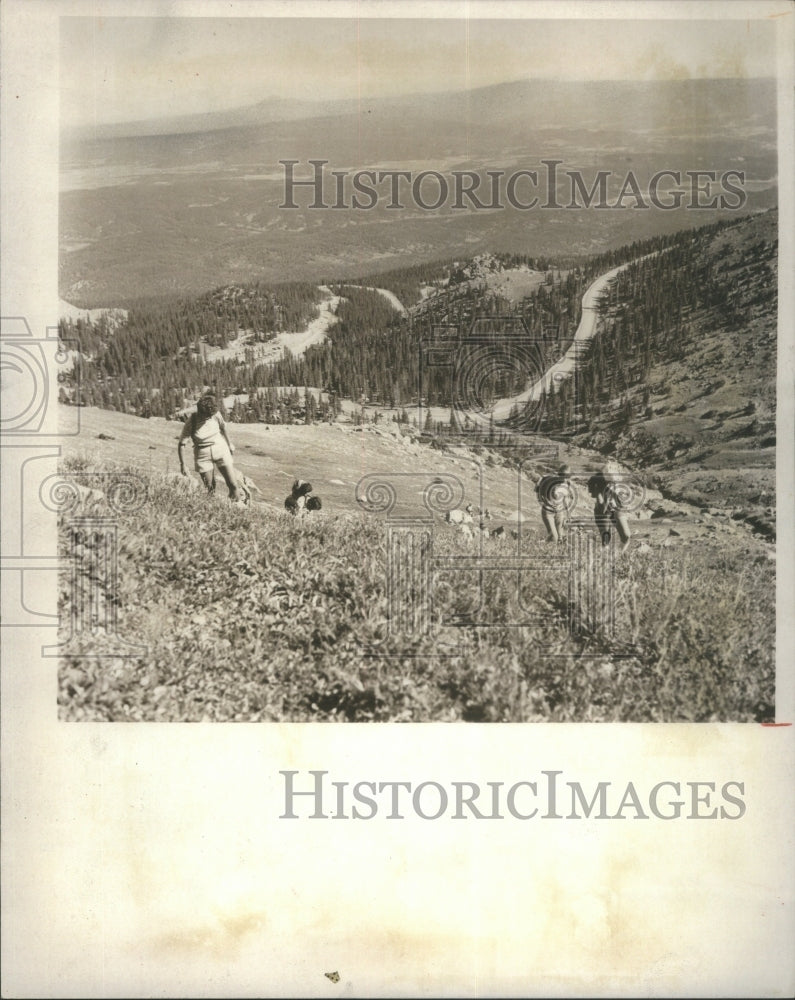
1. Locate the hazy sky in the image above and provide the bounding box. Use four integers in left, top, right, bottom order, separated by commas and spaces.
60, 14, 778, 127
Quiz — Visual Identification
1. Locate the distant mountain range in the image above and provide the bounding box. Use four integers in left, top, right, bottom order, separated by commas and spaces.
66, 95, 353, 141
60, 76, 778, 305
66, 77, 776, 141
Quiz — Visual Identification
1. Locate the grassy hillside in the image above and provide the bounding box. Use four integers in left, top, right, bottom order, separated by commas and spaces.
57, 418, 774, 723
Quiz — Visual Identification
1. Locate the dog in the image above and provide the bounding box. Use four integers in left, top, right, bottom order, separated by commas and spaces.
284, 479, 322, 515
236, 472, 261, 506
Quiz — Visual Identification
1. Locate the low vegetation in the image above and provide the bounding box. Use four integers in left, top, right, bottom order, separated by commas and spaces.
58, 456, 774, 723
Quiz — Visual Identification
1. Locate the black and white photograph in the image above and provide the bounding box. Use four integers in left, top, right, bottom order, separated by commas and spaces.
53, 11, 780, 723
2, 1, 794, 996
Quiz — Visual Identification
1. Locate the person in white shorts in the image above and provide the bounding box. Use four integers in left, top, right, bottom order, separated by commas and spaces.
178, 394, 241, 501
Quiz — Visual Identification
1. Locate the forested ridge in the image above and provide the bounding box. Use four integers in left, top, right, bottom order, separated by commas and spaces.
59, 212, 775, 431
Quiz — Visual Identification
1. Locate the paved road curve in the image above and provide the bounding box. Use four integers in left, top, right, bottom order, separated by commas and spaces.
468, 253, 658, 427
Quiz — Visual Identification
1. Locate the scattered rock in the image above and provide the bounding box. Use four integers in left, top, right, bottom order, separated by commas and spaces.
97, 433, 115, 440
650, 500, 688, 520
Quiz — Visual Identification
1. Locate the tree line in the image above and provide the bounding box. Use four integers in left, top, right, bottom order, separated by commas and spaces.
58, 214, 763, 428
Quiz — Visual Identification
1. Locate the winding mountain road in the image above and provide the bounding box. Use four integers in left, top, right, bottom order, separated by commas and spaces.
470, 252, 657, 427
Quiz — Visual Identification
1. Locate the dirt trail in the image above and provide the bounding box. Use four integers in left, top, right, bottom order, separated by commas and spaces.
338, 284, 407, 315
270, 285, 343, 356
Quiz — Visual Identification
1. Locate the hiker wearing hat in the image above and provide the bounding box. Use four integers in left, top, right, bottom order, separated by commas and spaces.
587, 462, 631, 552
178, 393, 241, 501
536, 464, 574, 544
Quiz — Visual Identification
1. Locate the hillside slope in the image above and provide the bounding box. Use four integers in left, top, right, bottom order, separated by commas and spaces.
58, 407, 774, 723
571, 210, 776, 535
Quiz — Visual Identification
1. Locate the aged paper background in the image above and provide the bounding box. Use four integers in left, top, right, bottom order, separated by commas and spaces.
2, 1, 794, 996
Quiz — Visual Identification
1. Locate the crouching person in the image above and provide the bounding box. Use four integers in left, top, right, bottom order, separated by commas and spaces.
178, 393, 241, 502
285, 479, 322, 515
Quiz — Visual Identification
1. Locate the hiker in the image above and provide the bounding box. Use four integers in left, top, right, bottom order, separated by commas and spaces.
587, 462, 631, 552
178, 394, 241, 501
536, 464, 574, 543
